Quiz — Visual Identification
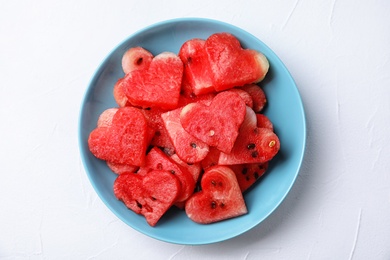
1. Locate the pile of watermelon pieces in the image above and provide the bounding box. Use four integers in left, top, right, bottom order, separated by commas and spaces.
88, 32, 280, 226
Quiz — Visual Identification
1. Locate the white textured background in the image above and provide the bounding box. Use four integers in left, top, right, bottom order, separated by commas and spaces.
1, 0, 390, 259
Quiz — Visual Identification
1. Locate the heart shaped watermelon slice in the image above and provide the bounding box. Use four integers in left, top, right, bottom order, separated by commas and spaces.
218, 106, 280, 165
185, 165, 247, 224
180, 91, 246, 154
205, 32, 269, 91
123, 52, 183, 110
88, 107, 148, 166
114, 170, 181, 226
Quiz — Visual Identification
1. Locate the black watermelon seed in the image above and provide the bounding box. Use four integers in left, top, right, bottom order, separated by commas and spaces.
242, 168, 248, 175
254, 172, 259, 179
247, 143, 256, 149
136, 57, 143, 65
251, 151, 259, 158
211, 201, 217, 209
190, 142, 197, 148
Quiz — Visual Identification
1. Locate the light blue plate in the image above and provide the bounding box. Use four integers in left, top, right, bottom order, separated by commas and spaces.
78, 18, 306, 245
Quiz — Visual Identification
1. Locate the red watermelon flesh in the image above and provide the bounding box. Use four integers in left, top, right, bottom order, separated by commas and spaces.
177, 91, 215, 108
218, 106, 280, 165
205, 33, 269, 91
97, 108, 119, 127
88, 107, 148, 166
170, 153, 202, 210
180, 91, 246, 154
170, 153, 202, 184
185, 165, 247, 224
121, 46, 153, 75
179, 38, 214, 96
242, 84, 267, 112
141, 107, 174, 152
123, 52, 183, 110
137, 147, 195, 203
229, 162, 268, 192
161, 107, 209, 164
113, 78, 131, 107
114, 170, 180, 226
200, 147, 221, 170
227, 88, 254, 108
107, 161, 139, 175
256, 113, 273, 131
97, 107, 155, 147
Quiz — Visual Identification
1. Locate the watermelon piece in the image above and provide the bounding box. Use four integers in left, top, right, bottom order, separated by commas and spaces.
229, 162, 268, 192
180, 91, 246, 153
227, 88, 254, 108
242, 84, 267, 112
107, 161, 139, 175
137, 147, 195, 203
170, 153, 202, 184
200, 147, 221, 170
97, 107, 155, 146
179, 38, 214, 96
218, 107, 280, 165
114, 170, 180, 226
170, 153, 202, 210
97, 108, 119, 127
205, 33, 269, 91
256, 113, 273, 130
121, 46, 153, 74
113, 78, 131, 107
88, 107, 148, 166
185, 165, 247, 224
123, 52, 183, 110
141, 107, 174, 153
161, 107, 209, 164
177, 91, 215, 108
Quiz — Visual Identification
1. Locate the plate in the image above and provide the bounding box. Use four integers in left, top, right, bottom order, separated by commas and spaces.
78, 18, 306, 245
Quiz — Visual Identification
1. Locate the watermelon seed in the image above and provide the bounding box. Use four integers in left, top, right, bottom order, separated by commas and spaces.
136, 201, 142, 208
269, 140, 276, 147
190, 142, 197, 148
247, 143, 256, 149
242, 168, 248, 175
211, 180, 216, 186
211, 201, 217, 209
136, 57, 143, 65
151, 196, 157, 201
209, 129, 215, 136
220, 202, 225, 208
251, 151, 259, 158
254, 172, 259, 179
170, 170, 175, 174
